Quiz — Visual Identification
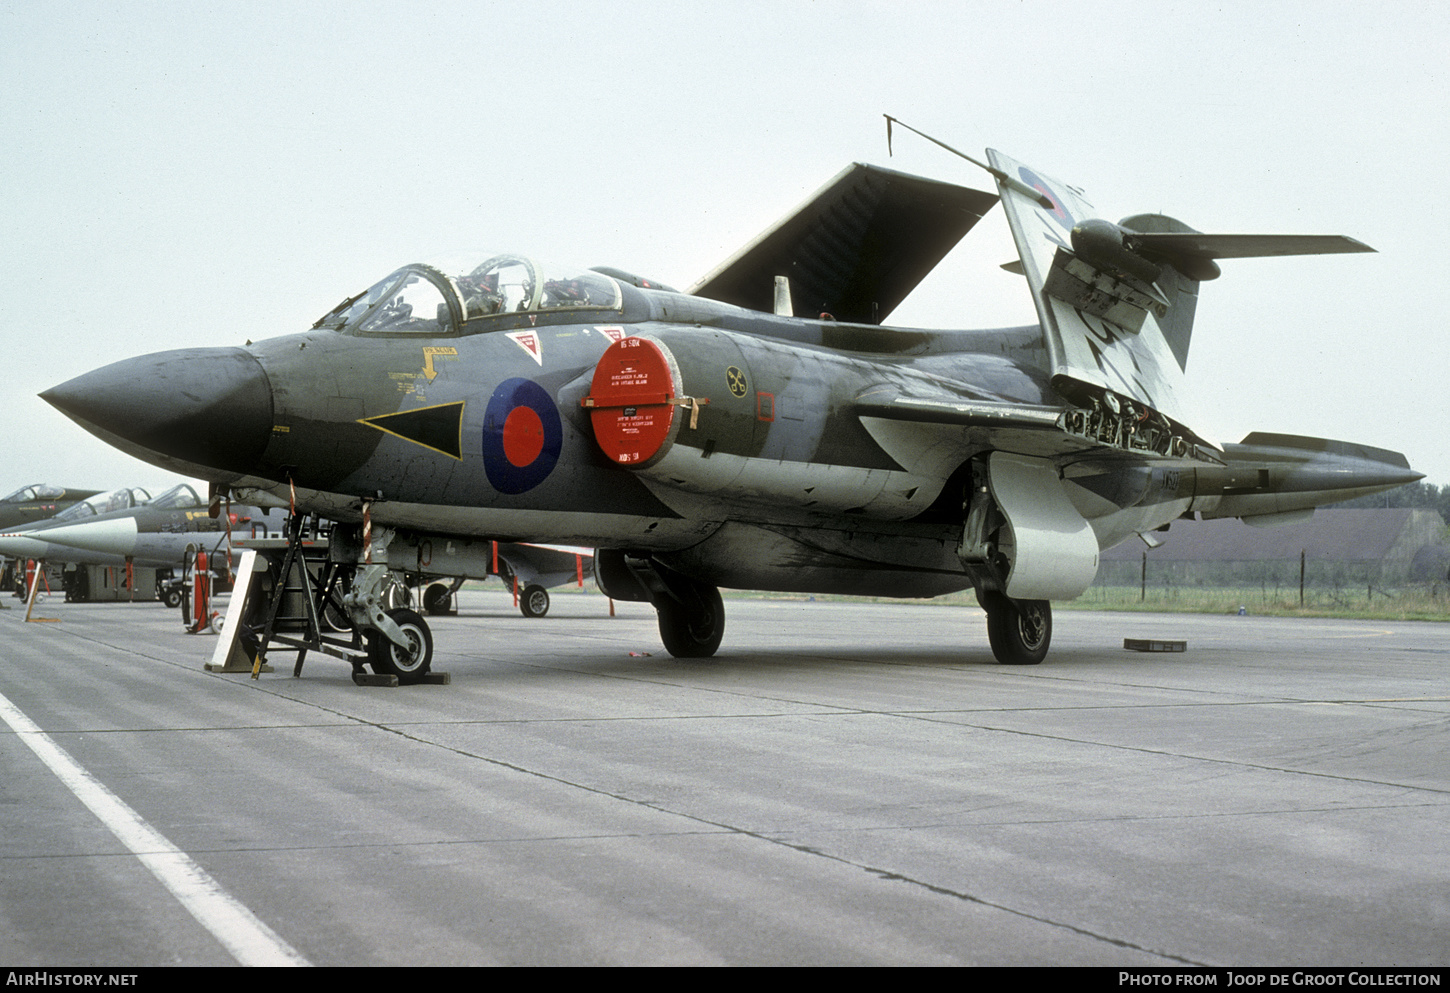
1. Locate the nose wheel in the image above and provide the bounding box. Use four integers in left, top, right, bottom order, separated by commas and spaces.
982, 592, 1051, 665
366, 607, 434, 684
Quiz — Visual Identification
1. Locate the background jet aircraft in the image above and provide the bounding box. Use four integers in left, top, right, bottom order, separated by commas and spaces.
0, 486, 151, 593
42, 150, 1420, 677
402, 542, 591, 617
1, 483, 286, 601
491, 543, 593, 618
0, 484, 103, 530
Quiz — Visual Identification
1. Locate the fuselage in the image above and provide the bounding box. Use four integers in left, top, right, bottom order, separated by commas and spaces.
43, 263, 1205, 598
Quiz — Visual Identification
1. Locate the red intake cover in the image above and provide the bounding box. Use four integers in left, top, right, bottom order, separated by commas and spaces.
584, 337, 678, 466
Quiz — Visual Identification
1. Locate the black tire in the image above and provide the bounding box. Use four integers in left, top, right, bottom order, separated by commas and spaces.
162, 587, 183, 609
984, 593, 1051, 665
422, 582, 453, 616
519, 584, 550, 618
367, 607, 433, 684
656, 583, 725, 658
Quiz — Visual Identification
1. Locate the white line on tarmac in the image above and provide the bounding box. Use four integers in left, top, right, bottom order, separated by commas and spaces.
0, 689, 310, 967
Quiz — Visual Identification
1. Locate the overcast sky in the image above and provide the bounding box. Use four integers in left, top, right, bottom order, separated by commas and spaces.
4, 0, 1447, 500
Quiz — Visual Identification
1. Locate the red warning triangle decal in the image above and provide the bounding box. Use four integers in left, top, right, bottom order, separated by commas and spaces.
506, 331, 543, 365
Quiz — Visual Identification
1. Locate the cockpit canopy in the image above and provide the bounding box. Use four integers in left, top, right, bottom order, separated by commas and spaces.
51, 487, 152, 523
314, 254, 623, 336
2, 484, 65, 502
146, 484, 205, 510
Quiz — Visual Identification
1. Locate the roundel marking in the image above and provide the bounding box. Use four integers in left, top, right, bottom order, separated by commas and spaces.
726, 366, 748, 398
482, 378, 562, 494
1017, 166, 1074, 230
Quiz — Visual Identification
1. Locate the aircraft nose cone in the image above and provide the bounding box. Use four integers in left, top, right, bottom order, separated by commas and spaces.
34, 518, 140, 557
42, 347, 273, 477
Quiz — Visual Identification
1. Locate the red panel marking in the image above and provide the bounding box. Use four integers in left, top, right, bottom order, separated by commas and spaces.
757, 392, 775, 422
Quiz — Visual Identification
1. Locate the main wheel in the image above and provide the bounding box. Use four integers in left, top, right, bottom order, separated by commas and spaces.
519, 584, 550, 618
983, 593, 1051, 665
422, 582, 453, 616
367, 607, 433, 684
656, 583, 725, 658
162, 586, 183, 609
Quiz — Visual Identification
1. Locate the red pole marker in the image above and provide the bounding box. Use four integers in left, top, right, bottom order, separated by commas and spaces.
191, 549, 210, 633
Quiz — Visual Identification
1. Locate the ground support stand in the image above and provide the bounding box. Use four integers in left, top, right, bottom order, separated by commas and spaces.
210, 518, 447, 686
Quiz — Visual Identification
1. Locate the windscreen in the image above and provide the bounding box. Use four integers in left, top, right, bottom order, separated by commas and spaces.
314, 254, 621, 335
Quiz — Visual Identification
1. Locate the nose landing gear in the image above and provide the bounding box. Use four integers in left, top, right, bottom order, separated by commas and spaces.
222, 517, 446, 686
365, 606, 434, 683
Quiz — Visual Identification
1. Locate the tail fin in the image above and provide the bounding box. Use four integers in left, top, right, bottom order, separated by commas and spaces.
987, 150, 1374, 444
987, 149, 1204, 440
1118, 213, 1201, 372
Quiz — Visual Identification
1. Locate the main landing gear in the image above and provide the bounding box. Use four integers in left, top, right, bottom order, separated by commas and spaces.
980, 592, 1052, 665
593, 552, 725, 659
655, 577, 725, 658
520, 584, 550, 618
421, 578, 464, 616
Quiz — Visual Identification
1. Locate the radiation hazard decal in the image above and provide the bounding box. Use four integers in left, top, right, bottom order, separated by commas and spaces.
481, 378, 563, 494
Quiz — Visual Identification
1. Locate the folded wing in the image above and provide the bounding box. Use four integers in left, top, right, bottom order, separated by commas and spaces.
690, 163, 998, 325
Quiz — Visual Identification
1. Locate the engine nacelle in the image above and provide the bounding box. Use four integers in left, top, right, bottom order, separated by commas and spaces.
582, 335, 689, 469
581, 330, 945, 521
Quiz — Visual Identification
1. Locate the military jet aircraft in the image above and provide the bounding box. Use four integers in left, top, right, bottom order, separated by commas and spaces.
0, 483, 285, 601
405, 542, 591, 618
0, 484, 103, 531
0, 486, 151, 595
0, 484, 103, 592
42, 147, 1421, 677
